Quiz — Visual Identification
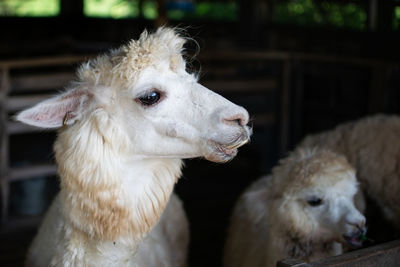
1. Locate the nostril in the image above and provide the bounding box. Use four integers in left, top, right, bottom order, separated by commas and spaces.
223, 114, 247, 126
348, 221, 367, 235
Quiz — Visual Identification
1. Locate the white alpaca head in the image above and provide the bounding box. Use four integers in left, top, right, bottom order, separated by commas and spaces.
16, 27, 251, 163
269, 148, 366, 248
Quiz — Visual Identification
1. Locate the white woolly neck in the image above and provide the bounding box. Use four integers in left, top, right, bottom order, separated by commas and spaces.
53, 112, 183, 241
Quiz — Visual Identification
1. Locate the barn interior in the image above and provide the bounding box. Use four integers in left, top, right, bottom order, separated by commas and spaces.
1, 0, 400, 266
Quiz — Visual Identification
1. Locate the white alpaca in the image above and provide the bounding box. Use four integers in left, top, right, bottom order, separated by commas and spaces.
299, 114, 400, 229
16, 27, 251, 267
224, 148, 366, 267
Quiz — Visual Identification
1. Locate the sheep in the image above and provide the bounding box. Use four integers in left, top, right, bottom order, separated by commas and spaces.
224, 148, 366, 267
299, 114, 400, 230
16, 27, 252, 267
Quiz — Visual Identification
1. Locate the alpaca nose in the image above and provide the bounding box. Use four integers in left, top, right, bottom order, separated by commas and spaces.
222, 108, 249, 126
347, 212, 366, 228
223, 114, 247, 126
347, 218, 367, 235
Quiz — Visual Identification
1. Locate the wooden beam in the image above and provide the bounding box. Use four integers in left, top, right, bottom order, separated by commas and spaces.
0, 55, 89, 69
10, 72, 75, 92
7, 121, 48, 135
200, 51, 290, 61
203, 79, 277, 93
278, 259, 310, 267
8, 164, 57, 182
278, 239, 400, 267
7, 94, 54, 112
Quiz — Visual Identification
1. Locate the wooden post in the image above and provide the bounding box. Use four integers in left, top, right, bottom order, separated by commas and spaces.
0, 68, 10, 223
290, 59, 304, 149
368, 64, 387, 113
238, 0, 258, 46
280, 58, 291, 155
60, 0, 84, 18
138, 0, 144, 19
368, 0, 379, 31
155, 0, 167, 27
376, 0, 395, 31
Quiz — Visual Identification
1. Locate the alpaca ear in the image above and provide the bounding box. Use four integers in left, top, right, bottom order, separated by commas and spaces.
15, 88, 92, 128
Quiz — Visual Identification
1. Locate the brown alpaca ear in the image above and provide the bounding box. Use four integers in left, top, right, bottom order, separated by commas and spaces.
15, 88, 92, 128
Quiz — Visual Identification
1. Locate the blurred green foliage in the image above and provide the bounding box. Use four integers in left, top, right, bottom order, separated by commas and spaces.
273, 0, 367, 31
0, 0, 236, 20
84, 0, 237, 21
394, 6, 400, 30
168, 2, 237, 21
0, 0, 398, 31
84, 0, 139, 18
0, 0, 59, 16
84, 0, 156, 19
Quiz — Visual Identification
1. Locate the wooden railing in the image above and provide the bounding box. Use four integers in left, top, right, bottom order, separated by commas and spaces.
278, 239, 400, 267
0, 51, 397, 229
0, 55, 90, 224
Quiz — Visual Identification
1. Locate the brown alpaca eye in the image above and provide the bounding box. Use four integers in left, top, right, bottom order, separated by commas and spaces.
307, 197, 322, 207
138, 91, 161, 106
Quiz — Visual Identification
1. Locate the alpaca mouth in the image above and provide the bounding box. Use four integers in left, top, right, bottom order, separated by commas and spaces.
342, 233, 364, 248
343, 225, 367, 249
206, 137, 250, 163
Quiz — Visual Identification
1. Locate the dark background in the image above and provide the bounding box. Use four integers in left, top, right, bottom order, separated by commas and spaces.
1, 0, 400, 266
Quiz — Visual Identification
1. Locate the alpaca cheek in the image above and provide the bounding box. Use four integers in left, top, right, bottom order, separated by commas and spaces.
165, 124, 178, 138
287, 205, 315, 235
160, 121, 201, 142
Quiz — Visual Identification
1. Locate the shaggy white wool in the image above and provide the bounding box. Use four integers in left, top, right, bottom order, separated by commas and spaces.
224, 148, 365, 267
17, 27, 251, 267
299, 114, 400, 228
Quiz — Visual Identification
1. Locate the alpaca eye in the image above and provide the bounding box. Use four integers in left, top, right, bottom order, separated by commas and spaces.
137, 91, 161, 106
307, 197, 323, 207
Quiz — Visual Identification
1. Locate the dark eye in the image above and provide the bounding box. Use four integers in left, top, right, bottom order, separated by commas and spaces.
137, 91, 161, 106
307, 197, 323, 207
